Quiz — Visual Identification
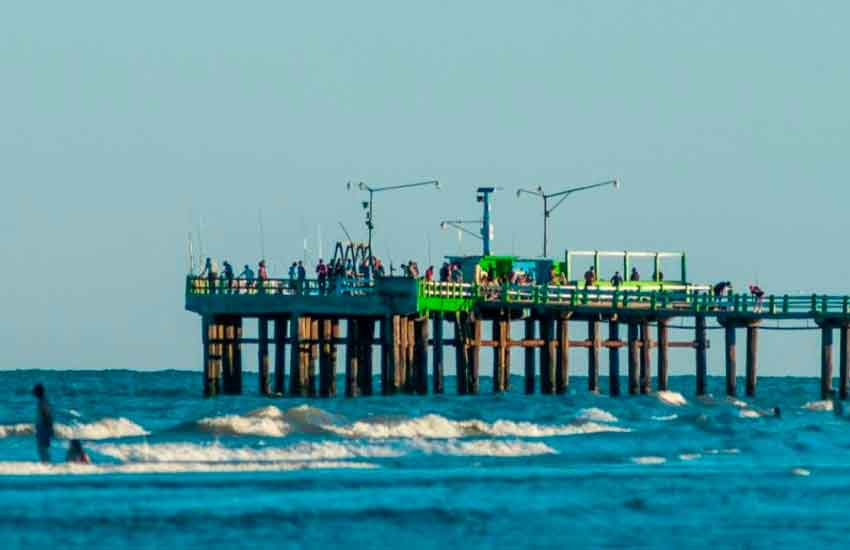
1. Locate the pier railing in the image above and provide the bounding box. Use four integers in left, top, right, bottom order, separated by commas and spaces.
185, 276, 375, 297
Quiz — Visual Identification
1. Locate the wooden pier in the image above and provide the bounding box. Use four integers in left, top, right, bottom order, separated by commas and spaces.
187, 277, 850, 400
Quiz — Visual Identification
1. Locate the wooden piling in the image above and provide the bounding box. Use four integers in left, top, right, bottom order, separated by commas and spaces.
588, 319, 599, 393
273, 317, 287, 395
222, 320, 235, 395
840, 325, 849, 401
213, 322, 223, 395
627, 321, 639, 395
467, 317, 481, 394
289, 315, 309, 397
539, 316, 555, 394
695, 314, 707, 396
657, 319, 669, 392
202, 316, 214, 397
233, 319, 243, 394
640, 320, 651, 395
414, 318, 429, 395
608, 320, 620, 397
822, 325, 834, 400
319, 319, 335, 397
346, 318, 360, 397
455, 315, 469, 395
359, 319, 374, 396
524, 318, 536, 395
746, 325, 758, 397
258, 318, 270, 396
405, 319, 416, 393
492, 319, 505, 392
556, 317, 570, 394
308, 318, 319, 396
381, 316, 399, 395
432, 313, 444, 394
399, 318, 411, 393
725, 324, 737, 397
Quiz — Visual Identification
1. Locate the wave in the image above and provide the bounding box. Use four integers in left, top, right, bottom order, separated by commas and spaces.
0, 460, 378, 476
791, 468, 811, 477
325, 414, 630, 439
94, 440, 402, 463
0, 418, 148, 440
802, 400, 833, 412
656, 391, 687, 406
651, 414, 678, 422
411, 439, 557, 457
678, 453, 702, 461
631, 456, 666, 465
576, 408, 618, 423
192, 405, 340, 438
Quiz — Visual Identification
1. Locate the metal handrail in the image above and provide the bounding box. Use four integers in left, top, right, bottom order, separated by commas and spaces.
186, 275, 375, 297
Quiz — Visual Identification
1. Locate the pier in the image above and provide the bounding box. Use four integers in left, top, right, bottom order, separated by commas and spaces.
186, 275, 850, 400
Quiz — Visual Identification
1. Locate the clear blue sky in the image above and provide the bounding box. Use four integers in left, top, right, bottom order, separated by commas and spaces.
2, 1, 848, 377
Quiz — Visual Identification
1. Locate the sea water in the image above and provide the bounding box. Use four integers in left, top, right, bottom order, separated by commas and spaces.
1, 370, 848, 549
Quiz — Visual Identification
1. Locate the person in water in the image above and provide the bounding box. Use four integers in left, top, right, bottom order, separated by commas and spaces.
33, 383, 54, 463
66, 439, 91, 464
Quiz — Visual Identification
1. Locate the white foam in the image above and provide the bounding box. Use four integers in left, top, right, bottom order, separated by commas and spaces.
802, 400, 833, 412
0, 423, 33, 438
411, 439, 557, 457
631, 456, 666, 465
196, 414, 289, 437
94, 441, 402, 463
326, 414, 630, 439
55, 418, 149, 440
0, 460, 377, 476
656, 391, 687, 406
738, 409, 762, 419
791, 468, 811, 477
705, 448, 741, 455
651, 414, 678, 422
576, 408, 618, 423
728, 398, 749, 408
678, 453, 702, 461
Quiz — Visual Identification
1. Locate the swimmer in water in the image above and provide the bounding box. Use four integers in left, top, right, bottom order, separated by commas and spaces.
66, 439, 91, 464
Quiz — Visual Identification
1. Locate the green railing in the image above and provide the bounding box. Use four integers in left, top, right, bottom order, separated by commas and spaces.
185, 276, 374, 297
418, 281, 850, 316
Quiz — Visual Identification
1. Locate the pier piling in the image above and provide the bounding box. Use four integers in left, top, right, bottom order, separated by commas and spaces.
359, 319, 375, 396
695, 314, 707, 396
556, 317, 569, 394
588, 319, 599, 393
524, 318, 536, 394
540, 316, 555, 394
725, 324, 737, 397
273, 317, 287, 395
258, 318, 270, 396
455, 315, 468, 395
627, 321, 639, 395
657, 319, 669, 392
640, 320, 651, 394
608, 320, 621, 397
433, 314, 444, 394
414, 318, 429, 395
746, 324, 758, 397
493, 318, 509, 393
822, 325, 834, 400
346, 319, 360, 397
467, 317, 481, 394
840, 325, 849, 401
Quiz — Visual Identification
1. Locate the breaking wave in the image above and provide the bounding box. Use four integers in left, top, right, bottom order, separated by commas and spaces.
325, 414, 630, 439
192, 405, 340, 438
802, 400, 833, 412
656, 391, 688, 406
411, 439, 557, 457
576, 408, 618, 423
0, 418, 148, 440
0, 460, 378, 476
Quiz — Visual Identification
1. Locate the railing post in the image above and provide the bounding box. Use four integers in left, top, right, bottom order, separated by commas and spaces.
783, 295, 789, 313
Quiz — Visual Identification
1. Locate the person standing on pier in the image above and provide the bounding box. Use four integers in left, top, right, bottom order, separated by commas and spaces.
32, 383, 54, 463
749, 284, 765, 312
222, 261, 234, 293
316, 259, 328, 294
297, 261, 306, 294
239, 264, 254, 293
257, 260, 268, 293
610, 271, 624, 288
630, 267, 640, 282
200, 257, 218, 294
584, 266, 595, 289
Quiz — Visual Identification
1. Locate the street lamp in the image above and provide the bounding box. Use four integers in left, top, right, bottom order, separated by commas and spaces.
347, 179, 440, 265
516, 178, 619, 257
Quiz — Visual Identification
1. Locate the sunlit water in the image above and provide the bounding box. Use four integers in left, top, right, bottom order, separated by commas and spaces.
1, 370, 848, 549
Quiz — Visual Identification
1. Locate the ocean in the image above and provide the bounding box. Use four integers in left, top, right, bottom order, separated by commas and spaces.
1, 370, 847, 549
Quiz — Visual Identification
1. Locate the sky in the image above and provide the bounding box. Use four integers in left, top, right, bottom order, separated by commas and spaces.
1, 1, 848, 378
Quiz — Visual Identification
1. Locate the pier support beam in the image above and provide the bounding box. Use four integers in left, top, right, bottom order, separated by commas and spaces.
640, 320, 651, 395
400, 318, 412, 394
308, 318, 319, 396
414, 318, 429, 395
289, 315, 309, 397
433, 314, 444, 394
841, 325, 849, 401
822, 325, 834, 400
221, 321, 234, 394
467, 317, 481, 394
725, 324, 737, 397
258, 318, 270, 396
319, 319, 336, 397
556, 317, 569, 394
381, 316, 400, 395
359, 319, 375, 396
524, 318, 536, 395
746, 325, 758, 397
588, 319, 599, 393
493, 318, 509, 393
346, 319, 360, 397
695, 315, 708, 396
628, 321, 639, 395
540, 316, 555, 394
608, 320, 620, 397
273, 317, 287, 395
202, 316, 215, 397
657, 319, 669, 392
455, 315, 468, 395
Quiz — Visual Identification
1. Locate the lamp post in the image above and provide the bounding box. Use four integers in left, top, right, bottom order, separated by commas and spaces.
348, 179, 440, 266
516, 178, 619, 257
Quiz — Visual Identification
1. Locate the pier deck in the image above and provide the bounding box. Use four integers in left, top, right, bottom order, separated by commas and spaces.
186, 276, 850, 400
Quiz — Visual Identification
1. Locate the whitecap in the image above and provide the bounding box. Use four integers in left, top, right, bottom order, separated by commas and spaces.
0, 460, 378, 476
0, 423, 34, 438
576, 408, 618, 423
411, 439, 557, 457
791, 468, 811, 477
651, 414, 678, 422
631, 456, 666, 465
656, 391, 687, 406
738, 409, 762, 419
802, 401, 833, 412
54, 418, 149, 440
678, 453, 702, 461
